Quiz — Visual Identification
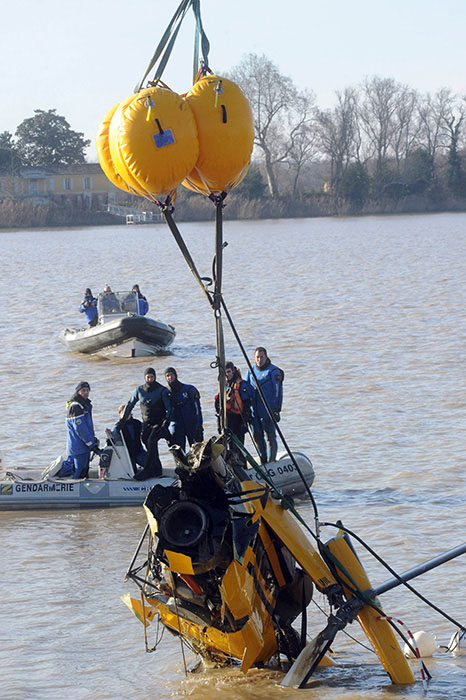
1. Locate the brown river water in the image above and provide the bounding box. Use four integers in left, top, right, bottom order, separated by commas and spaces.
1, 212, 465, 699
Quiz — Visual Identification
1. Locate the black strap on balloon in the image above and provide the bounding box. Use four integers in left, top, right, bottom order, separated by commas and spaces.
136, 0, 210, 91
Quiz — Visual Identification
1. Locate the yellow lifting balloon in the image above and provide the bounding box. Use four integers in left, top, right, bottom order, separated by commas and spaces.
96, 102, 135, 195
108, 95, 153, 199
183, 74, 254, 196
109, 86, 199, 199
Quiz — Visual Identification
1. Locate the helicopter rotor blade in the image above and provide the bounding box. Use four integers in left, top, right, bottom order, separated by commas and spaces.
281, 615, 342, 688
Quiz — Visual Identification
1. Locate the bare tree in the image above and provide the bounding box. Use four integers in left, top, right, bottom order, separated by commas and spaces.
358, 76, 399, 166
228, 53, 299, 197
441, 96, 466, 196
285, 90, 318, 197
316, 87, 359, 196
417, 88, 454, 178
391, 86, 420, 175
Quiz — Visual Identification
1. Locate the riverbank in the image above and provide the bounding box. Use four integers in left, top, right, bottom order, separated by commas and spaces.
2, 189, 466, 228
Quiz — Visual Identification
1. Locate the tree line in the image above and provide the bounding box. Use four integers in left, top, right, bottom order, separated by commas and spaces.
228, 54, 466, 212
3, 56, 466, 218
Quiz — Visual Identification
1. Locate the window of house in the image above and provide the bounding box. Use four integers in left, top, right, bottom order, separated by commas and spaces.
83, 176, 92, 190
30, 180, 38, 194
0, 182, 4, 192
49, 179, 55, 192
63, 177, 73, 191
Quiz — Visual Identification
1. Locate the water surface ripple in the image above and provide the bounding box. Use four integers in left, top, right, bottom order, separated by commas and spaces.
1, 212, 465, 699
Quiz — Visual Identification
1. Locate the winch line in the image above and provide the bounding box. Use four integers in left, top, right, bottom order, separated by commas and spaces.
321, 521, 466, 634
160, 205, 321, 532
221, 296, 320, 526
314, 536, 431, 674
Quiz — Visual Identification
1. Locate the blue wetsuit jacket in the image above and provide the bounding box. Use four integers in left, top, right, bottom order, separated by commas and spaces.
122, 382, 172, 427
136, 296, 149, 315
245, 360, 284, 419
66, 394, 96, 456
79, 296, 98, 325
169, 383, 203, 445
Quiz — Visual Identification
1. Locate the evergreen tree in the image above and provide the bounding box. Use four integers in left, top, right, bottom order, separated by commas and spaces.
15, 109, 90, 166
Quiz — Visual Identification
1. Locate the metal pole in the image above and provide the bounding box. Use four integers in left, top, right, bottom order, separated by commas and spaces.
371, 542, 466, 598
214, 198, 226, 432
125, 523, 150, 577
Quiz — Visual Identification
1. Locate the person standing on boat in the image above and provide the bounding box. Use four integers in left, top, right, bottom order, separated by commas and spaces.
132, 284, 149, 316
165, 367, 204, 452
111, 404, 147, 474
79, 288, 98, 327
66, 381, 99, 479
245, 347, 284, 464
215, 362, 253, 445
117, 368, 172, 479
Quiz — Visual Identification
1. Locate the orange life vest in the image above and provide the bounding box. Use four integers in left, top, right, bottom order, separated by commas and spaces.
226, 380, 244, 415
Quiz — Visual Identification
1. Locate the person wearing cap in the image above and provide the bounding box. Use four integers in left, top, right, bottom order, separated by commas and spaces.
215, 362, 254, 444
117, 368, 172, 479
132, 284, 149, 316
165, 367, 203, 452
78, 288, 98, 327
65, 381, 99, 479
245, 347, 284, 464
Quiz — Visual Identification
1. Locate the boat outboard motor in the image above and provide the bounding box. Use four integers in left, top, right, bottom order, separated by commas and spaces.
99, 447, 113, 477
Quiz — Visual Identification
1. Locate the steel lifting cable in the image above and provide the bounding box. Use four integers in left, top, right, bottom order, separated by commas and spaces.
315, 537, 432, 676
221, 296, 320, 524
321, 521, 466, 634
138, 5, 320, 530
158, 204, 321, 535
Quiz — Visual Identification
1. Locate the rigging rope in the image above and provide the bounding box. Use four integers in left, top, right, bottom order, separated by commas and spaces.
136, 0, 210, 91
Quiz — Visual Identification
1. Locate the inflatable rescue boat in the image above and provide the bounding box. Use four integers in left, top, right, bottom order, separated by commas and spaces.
59, 290, 176, 357
0, 433, 315, 511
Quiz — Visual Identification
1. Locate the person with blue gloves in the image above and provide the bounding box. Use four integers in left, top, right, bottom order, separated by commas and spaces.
65, 381, 99, 479
245, 347, 284, 464
132, 284, 149, 315
117, 368, 172, 479
79, 288, 98, 327
165, 367, 204, 452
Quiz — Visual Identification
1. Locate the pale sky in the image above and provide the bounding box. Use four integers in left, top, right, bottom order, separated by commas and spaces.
2, 0, 466, 159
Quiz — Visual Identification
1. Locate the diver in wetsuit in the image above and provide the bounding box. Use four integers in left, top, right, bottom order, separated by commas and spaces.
245, 347, 284, 464
165, 367, 203, 452
117, 368, 172, 479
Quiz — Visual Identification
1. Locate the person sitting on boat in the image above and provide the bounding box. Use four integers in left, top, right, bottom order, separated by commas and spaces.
111, 404, 147, 474
245, 347, 284, 464
65, 381, 100, 479
165, 367, 204, 452
102, 284, 120, 314
215, 361, 253, 445
132, 284, 149, 316
117, 368, 172, 480
78, 288, 98, 327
